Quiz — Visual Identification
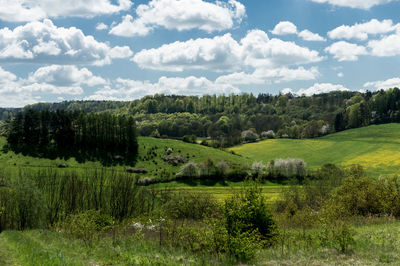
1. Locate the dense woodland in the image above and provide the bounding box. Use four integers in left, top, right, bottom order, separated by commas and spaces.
0, 88, 395, 147
5, 110, 138, 165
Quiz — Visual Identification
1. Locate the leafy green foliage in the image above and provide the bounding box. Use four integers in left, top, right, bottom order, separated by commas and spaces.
6, 110, 138, 166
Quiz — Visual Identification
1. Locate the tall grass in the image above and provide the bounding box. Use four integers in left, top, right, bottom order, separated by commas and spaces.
0, 168, 157, 231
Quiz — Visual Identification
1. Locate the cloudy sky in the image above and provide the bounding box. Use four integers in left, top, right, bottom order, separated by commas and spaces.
1, 0, 400, 107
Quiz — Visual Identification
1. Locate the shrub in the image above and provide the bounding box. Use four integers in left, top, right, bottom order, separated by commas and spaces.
269, 158, 307, 178
182, 135, 197, 143
224, 181, 277, 243
199, 158, 217, 178
251, 161, 265, 177
216, 160, 230, 177
162, 192, 220, 220
241, 130, 259, 142
59, 210, 113, 244
176, 162, 199, 178
261, 130, 275, 139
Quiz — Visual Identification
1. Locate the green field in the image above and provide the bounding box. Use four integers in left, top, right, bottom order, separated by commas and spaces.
230, 124, 400, 176
152, 180, 284, 202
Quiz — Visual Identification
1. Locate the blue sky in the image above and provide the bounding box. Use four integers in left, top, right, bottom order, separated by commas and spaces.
1, 0, 400, 107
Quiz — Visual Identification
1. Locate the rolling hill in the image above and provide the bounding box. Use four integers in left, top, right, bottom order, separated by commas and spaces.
0, 136, 249, 179
229, 123, 400, 176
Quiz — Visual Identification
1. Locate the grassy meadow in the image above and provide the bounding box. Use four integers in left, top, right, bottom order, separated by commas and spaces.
0, 136, 249, 176
1, 220, 399, 265
230, 124, 400, 176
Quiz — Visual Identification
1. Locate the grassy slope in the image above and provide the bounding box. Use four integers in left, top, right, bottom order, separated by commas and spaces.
0, 136, 249, 178
1, 221, 400, 265
229, 124, 400, 176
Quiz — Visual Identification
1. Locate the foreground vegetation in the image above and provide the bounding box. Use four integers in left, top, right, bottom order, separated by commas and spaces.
1, 220, 399, 265
230, 123, 400, 176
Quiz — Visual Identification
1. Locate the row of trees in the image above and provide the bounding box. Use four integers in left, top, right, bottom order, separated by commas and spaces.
6, 110, 138, 165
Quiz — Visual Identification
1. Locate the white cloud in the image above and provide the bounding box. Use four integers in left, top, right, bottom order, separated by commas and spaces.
364, 77, 400, 90
28, 65, 108, 87
110, 0, 245, 37
133, 30, 323, 72
298, 30, 326, 41
368, 33, 400, 56
86, 76, 240, 101
132, 33, 242, 72
0, 19, 133, 65
242, 30, 323, 68
296, 83, 349, 96
325, 41, 367, 61
311, 0, 398, 9
96, 23, 108, 31
271, 21, 298, 35
328, 19, 396, 41
215, 67, 319, 85
0, 65, 110, 107
271, 21, 325, 41
338, 72, 344, 77
0, 0, 132, 22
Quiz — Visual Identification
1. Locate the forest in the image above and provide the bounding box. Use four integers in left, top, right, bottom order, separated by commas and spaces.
4, 88, 398, 147
5, 110, 138, 165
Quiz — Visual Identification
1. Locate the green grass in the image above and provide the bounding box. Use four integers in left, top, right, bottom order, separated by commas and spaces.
0, 136, 249, 179
229, 124, 400, 176
0, 230, 226, 265
1, 221, 400, 265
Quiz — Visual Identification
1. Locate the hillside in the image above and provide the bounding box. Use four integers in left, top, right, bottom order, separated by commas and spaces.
0, 136, 249, 179
229, 123, 400, 176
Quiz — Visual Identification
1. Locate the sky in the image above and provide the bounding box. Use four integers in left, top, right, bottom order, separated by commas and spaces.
1, 0, 400, 107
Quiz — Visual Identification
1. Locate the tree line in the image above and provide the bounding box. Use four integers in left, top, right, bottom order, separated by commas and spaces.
5, 88, 400, 147
6, 110, 138, 165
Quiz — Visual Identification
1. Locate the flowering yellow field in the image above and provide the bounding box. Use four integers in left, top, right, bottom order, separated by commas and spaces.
229, 124, 400, 176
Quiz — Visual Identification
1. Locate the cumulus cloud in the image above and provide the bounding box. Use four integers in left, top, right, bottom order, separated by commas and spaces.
368, 33, 400, 56
325, 41, 367, 61
271, 21, 325, 41
96, 23, 108, 31
296, 83, 349, 96
0, 19, 133, 65
109, 0, 246, 37
27, 65, 108, 87
311, 0, 397, 9
271, 21, 298, 35
86, 76, 240, 101
328, 19, 396, 41
0, 65, 109, 107
298, 30, 326, 41
215, 67, 319, 85
133, 34, 242, 72
364, 77, 400, 90
0, 0, 132, 22
133, 30, 323, 72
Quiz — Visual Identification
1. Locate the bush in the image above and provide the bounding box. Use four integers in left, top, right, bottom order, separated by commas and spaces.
251, 161, 265, 177
224, 181, 277, 243
261, 130, 275, 139
162, 192, 221, 220
241, 130, 259, 142
216, 160, 230, 177
199, 158, 217, 178
59, 210, 113, 244
269, 158, 307, 178
182, 135, 197, 143
176, 162, 199, 179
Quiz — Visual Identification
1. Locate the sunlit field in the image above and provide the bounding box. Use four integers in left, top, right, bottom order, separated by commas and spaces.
230, 124, 400, 176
